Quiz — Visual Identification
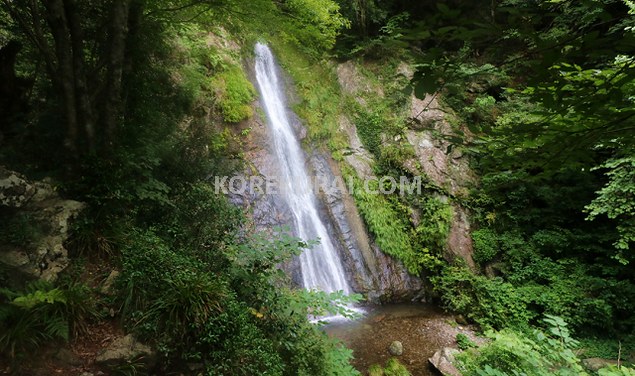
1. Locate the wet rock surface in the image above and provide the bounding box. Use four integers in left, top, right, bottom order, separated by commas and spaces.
389, 340, 404, 356
325, 304, 481, 376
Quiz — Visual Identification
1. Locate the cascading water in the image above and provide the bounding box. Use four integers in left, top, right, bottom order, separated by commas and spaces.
254, 42, 351, 295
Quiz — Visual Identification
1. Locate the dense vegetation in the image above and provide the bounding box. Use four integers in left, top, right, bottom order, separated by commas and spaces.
1, 0, 634, 374
0, 0, 359, 374
336, 0, 635, 372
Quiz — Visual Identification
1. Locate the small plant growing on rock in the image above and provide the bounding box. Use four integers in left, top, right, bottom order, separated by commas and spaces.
456, 333, 477, 350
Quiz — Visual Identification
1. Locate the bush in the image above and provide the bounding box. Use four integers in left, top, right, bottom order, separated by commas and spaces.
456, 333, 477, 350
457, 316, 586, 376
434, 266, 535, 330
471, 228, 499, 264
117, 228, 227, 348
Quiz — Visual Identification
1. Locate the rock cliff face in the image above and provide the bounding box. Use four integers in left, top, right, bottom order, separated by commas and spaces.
231, 56, 475, 302
336, 61, 476, 271
0, 166, 84, 285
229, 60, 422, 302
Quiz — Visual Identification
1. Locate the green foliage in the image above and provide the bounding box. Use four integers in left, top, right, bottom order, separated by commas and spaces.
599, 366, 635, 376
118, 228, 228, 347
354, 108, 384, 157
586, 156, 635, 263
368, 364, 384, 376
411, 195, 453, 254
0, 281, 69, 358
383, 358, 411, 376
579, 336, 635, 360
434, 266, 535, 330
471, 228, 499, 265
368, 358, 411, 376
212, 66, 256, 123
456, 333, 477, 350
271, 40, 346, 150
457, 316, 587, 376
279, 0, 350, 53
349, 175, 419, 274
58, 280, 101, 338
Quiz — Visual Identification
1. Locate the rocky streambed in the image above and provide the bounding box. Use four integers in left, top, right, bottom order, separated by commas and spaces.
324, 304, 481, 376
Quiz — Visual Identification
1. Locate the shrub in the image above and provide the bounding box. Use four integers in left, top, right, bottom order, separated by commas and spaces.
434, 266, 535, 330
457, 315, 587, 376
368, 364, 384, 376
471, 228, 500, 264
117, 228, 227, 347
456, 333, 477, 350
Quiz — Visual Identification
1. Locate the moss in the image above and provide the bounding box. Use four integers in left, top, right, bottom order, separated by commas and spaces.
368, 364, 384, 376
383, 358, 411, 376
212, 66, 256, 123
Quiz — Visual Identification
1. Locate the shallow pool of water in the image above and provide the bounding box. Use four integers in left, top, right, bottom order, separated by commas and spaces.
324, 304, 474, 376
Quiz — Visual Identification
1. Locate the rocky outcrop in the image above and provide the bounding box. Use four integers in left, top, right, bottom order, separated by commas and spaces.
0, 166, 84, 284
336, 60, 477, 270
309, 152, 422, 301
429, 347, 462, 376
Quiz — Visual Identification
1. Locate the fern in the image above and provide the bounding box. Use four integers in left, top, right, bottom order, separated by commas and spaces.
0, 282, 70, 358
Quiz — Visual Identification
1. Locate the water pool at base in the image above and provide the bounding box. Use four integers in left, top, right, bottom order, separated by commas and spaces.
324, 304, 475, 376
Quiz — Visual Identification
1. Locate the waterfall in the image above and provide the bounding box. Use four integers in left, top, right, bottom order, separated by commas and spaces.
254, 43, 352, 295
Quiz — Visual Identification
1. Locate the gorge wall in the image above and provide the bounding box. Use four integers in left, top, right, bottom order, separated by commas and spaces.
229, 45, 475, 302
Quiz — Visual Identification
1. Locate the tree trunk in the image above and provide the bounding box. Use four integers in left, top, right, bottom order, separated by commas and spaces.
43, 0, 79, 153
64, 0, 96, 154
102, 0, 131, 151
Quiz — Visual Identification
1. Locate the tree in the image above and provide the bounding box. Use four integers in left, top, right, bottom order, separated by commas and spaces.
1, 0, 143, 156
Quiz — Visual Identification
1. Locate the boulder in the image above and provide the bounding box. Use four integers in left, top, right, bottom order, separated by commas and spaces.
0, 167, 35, 207
0, 166, 84, 284
582, 358, 619, 372
429, 348, 461, 376
95, 334, 156, 368
388, 341, 404, 356
100, 270, 120, 295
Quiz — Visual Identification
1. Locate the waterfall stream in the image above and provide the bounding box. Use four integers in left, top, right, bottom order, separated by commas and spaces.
254, 43, 352, 295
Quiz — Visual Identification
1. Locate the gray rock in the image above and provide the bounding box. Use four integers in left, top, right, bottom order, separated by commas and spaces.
54, 348, 83, 366
0, 166, 84, 284
100, 270, 120, 295
429, 348, 461, 376
0, 167, 36, 208
582, 358, 618, 371
388, 341, 404, 356
95, 334, 156, 368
